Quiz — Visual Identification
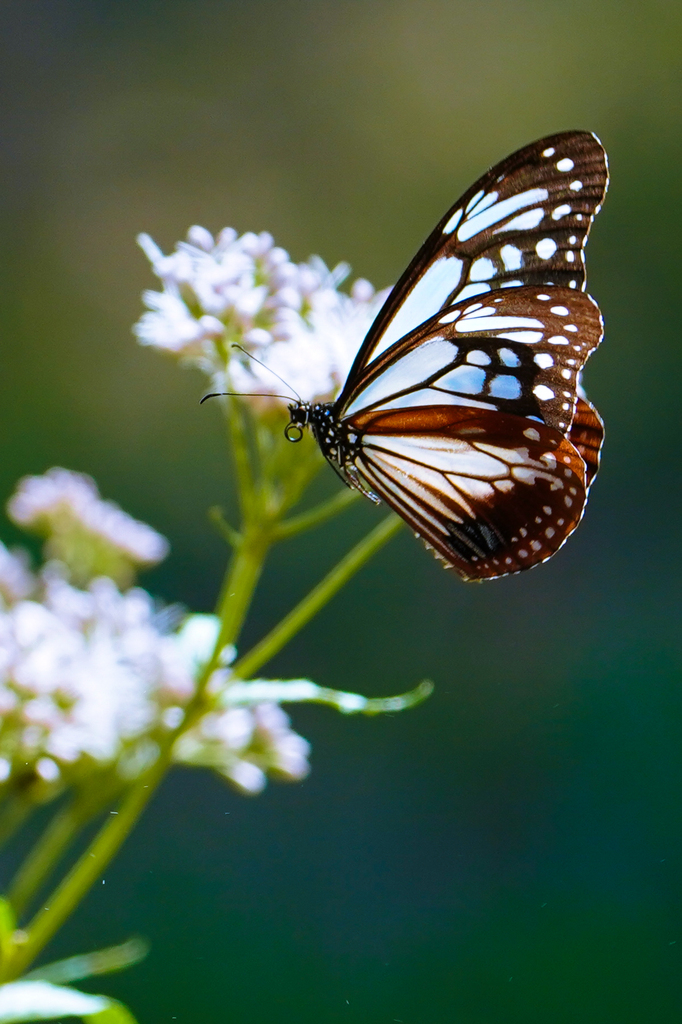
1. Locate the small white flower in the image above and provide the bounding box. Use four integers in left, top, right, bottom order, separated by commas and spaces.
173, 700, 310, 795
0, 543, 35, 606
134, 223, 391, 407
8, 468, 169, 587
226, 759, 266, 795
0, 573, 201, 794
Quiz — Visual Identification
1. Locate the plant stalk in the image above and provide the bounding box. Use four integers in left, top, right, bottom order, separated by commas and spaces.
233, 513, 402, 680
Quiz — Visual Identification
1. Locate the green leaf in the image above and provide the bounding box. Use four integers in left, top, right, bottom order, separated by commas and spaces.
87, 999, 140, 1024
0, 899, 17, 964
24, 938, 149, 985
0, 900, 16, 941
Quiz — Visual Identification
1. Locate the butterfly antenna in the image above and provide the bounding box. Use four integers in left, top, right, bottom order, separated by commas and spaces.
200, 391, 297, 404
231, 343, 302, 404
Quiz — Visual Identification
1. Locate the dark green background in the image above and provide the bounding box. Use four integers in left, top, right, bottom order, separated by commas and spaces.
1, 1, 681, 1021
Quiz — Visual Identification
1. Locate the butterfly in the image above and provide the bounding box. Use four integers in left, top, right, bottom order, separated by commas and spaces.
286, 131, 609, 581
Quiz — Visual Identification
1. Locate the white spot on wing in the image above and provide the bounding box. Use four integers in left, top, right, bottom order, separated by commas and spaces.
489, 375, 521, 399
542, 147, 555, 157
534, 384, 555, 400
456, 315, 544, 333
499, 348, 520, 366
569, 180, 583, 191
550, 305, 569, 315
556, 158, 574, 171
375, 388, 460, 411
443, 208, 463, 233
469, 257, 496, 281
500, 244, 523, 271
436, 364, 486, 395
552, 204, 571, 221
373, 256, 464, 357
439, 309, 460, 324
498, 330, 543, 344
534, 353, 554, 368
344, 337, 455, 416
446, 476, 495, 500
466, 350, 491, 365
494, 208, 545, 233
465, 190, 485, 213
456, 283, 491, 302
366, 433, 508, 477
467, 191, 499, 216
536, 238, 557, 259
457, 188, 549, 242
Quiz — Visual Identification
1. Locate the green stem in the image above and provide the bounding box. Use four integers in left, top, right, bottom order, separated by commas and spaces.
8, 788, 113, 919
212, 530, 270, 660
0, 796, 32, 852
4, 519, 275, 979
233, 513, 402, 680
274, 487, 359, 540
208, 506, 242, 549
5, 756, 170, 981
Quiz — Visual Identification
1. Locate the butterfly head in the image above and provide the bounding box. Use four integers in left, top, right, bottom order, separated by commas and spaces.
285, 402, 311, 442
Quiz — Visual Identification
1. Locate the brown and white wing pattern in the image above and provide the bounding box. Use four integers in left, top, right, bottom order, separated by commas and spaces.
567, 395, 604, 491
351, 405, 588, 580
341, 286, 604, 437
332, 287, 604, 581
337, 130, 608, 395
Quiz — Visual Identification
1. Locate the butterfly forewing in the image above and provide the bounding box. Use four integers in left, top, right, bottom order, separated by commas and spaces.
340, 285, 603, 437
337, 130, 608, 395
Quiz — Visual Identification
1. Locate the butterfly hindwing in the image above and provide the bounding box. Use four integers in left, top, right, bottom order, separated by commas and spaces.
337, 130, 608, 394
352, 405, 588, 580
567, 395, 604, 490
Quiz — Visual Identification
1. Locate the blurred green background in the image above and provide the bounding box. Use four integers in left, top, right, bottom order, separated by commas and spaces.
1, 1, 682, 1021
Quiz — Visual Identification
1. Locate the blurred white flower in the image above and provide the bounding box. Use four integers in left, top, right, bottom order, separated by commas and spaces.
0, 573, 206, 799
0, 543, 35, 606
173, 700, 310, 795
134, 225, 391, 406
8, 468, 169, 588
0, 546, 311, 799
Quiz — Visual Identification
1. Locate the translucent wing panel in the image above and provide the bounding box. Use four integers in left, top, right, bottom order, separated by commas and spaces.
337, 130, 608, 402
341, 286, 603, 436
353, 405, 588, 581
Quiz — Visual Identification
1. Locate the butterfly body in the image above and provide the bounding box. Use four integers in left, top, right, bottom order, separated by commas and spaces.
287, 131, 609, 581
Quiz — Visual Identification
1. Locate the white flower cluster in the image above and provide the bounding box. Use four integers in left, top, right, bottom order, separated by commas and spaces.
134, 225, 390, 406
0, 552, 310, 799
0, 471, 312, 800
175, 700, 310, 795
8, 468, 169, 589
